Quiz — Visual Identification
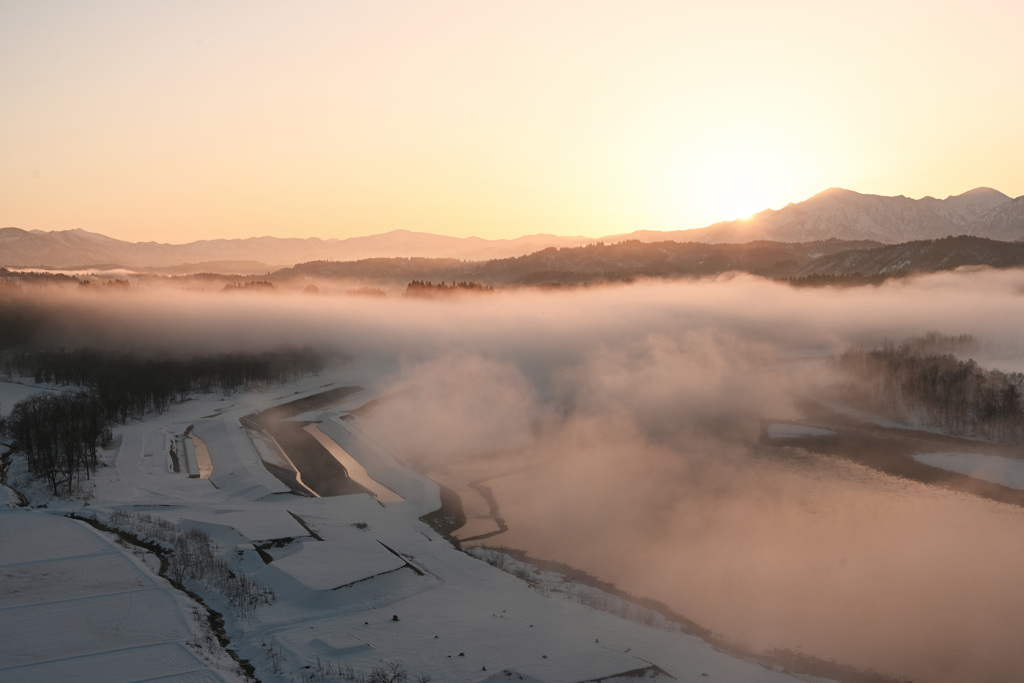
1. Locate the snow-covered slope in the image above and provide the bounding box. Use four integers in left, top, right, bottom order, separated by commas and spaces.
966, 195, 1024, 242
676, 187, 1019, 244
922, 187, 1012, 227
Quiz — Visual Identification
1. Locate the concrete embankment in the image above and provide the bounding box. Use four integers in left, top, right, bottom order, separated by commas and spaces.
317, 418, 441, 516
302, 423, 404, 502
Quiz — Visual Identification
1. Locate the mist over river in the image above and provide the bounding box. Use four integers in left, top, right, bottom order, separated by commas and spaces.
355, 380, 1024, 683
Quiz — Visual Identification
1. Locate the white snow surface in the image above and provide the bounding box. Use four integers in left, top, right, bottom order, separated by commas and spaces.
270, 538, 406, 590
0, 511, 228, 682
1, 372, 802, 683
911, 452, 1024, 490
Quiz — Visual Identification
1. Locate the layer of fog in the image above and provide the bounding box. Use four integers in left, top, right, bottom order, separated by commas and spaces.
8, 267, 1024, 682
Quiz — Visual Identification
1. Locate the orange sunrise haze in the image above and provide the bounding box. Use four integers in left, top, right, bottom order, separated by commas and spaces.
2, 0, 1023, 243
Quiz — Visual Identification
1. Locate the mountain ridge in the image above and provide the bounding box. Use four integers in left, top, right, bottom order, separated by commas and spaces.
3, 187, 1022, 272
672, 186, 1021, 244
265, 235, 1022, 290
0, 226, 598, 271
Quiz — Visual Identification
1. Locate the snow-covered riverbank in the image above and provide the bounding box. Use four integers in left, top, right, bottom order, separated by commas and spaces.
912, 451, 1024, 490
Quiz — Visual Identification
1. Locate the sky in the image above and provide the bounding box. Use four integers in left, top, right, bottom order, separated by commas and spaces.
2, 0, 1023, 244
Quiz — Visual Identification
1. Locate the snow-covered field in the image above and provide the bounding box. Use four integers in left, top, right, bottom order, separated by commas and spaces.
1, 373, 803, 683
0, 511, 233, 683
912, 451, 1024, 490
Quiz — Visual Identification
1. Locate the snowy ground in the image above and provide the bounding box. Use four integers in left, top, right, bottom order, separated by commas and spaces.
912, 452, 1024, 491
1, 371, 804, 683
0, 511, 236, 683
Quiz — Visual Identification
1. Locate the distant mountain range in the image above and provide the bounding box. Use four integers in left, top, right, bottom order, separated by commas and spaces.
2, 187, 1021, 272
0, 228, 595, 273
268, 235, 1024, 289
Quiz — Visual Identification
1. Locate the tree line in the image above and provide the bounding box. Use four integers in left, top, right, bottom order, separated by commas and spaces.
222, 280, 277, 292
1, 347, 325, 496
4, 389, 109, 496
405, 280, 493, 296
832, 333, 1024, 443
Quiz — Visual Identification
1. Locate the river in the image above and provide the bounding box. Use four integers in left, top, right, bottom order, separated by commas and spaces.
358, 408, 1024, 683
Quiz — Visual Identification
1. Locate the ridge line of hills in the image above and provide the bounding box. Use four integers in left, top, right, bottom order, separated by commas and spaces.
266, 235, 1024, 289
5, 235, 1022, 291
2, 187, 1023, 274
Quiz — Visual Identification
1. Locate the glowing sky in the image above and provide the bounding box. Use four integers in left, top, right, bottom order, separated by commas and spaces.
2, 1, 1023, 243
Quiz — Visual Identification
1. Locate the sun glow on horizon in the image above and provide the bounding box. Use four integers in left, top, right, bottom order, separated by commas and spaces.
1, 1, 1023, 243
651, 131, 813, 231
695, 146, 792, 222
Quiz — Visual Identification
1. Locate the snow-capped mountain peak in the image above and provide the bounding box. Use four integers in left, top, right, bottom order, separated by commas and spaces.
678, 187, 1020, 244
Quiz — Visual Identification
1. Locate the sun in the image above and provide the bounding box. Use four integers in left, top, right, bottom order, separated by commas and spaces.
695, 147, 790, 222
641, 127, 814, 231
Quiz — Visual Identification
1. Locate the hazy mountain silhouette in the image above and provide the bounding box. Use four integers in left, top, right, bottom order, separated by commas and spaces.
0, 228, 595, 271
2, 188, 1022, 272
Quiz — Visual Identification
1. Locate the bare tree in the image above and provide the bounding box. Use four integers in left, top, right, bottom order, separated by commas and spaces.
368, 662, 408, 683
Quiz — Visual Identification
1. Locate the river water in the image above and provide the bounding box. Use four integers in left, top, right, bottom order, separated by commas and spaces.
357, 418, 1024, 683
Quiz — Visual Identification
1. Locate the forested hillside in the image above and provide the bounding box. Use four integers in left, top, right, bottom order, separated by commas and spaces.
269, 236, 1024, 290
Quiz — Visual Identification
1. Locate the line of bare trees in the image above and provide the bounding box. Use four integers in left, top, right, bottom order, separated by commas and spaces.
1, 347, 325, 496
405, 280, 493, 296
3, 389, 110, 496
832, 333, 1024, 442
106, 509, 275, 615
